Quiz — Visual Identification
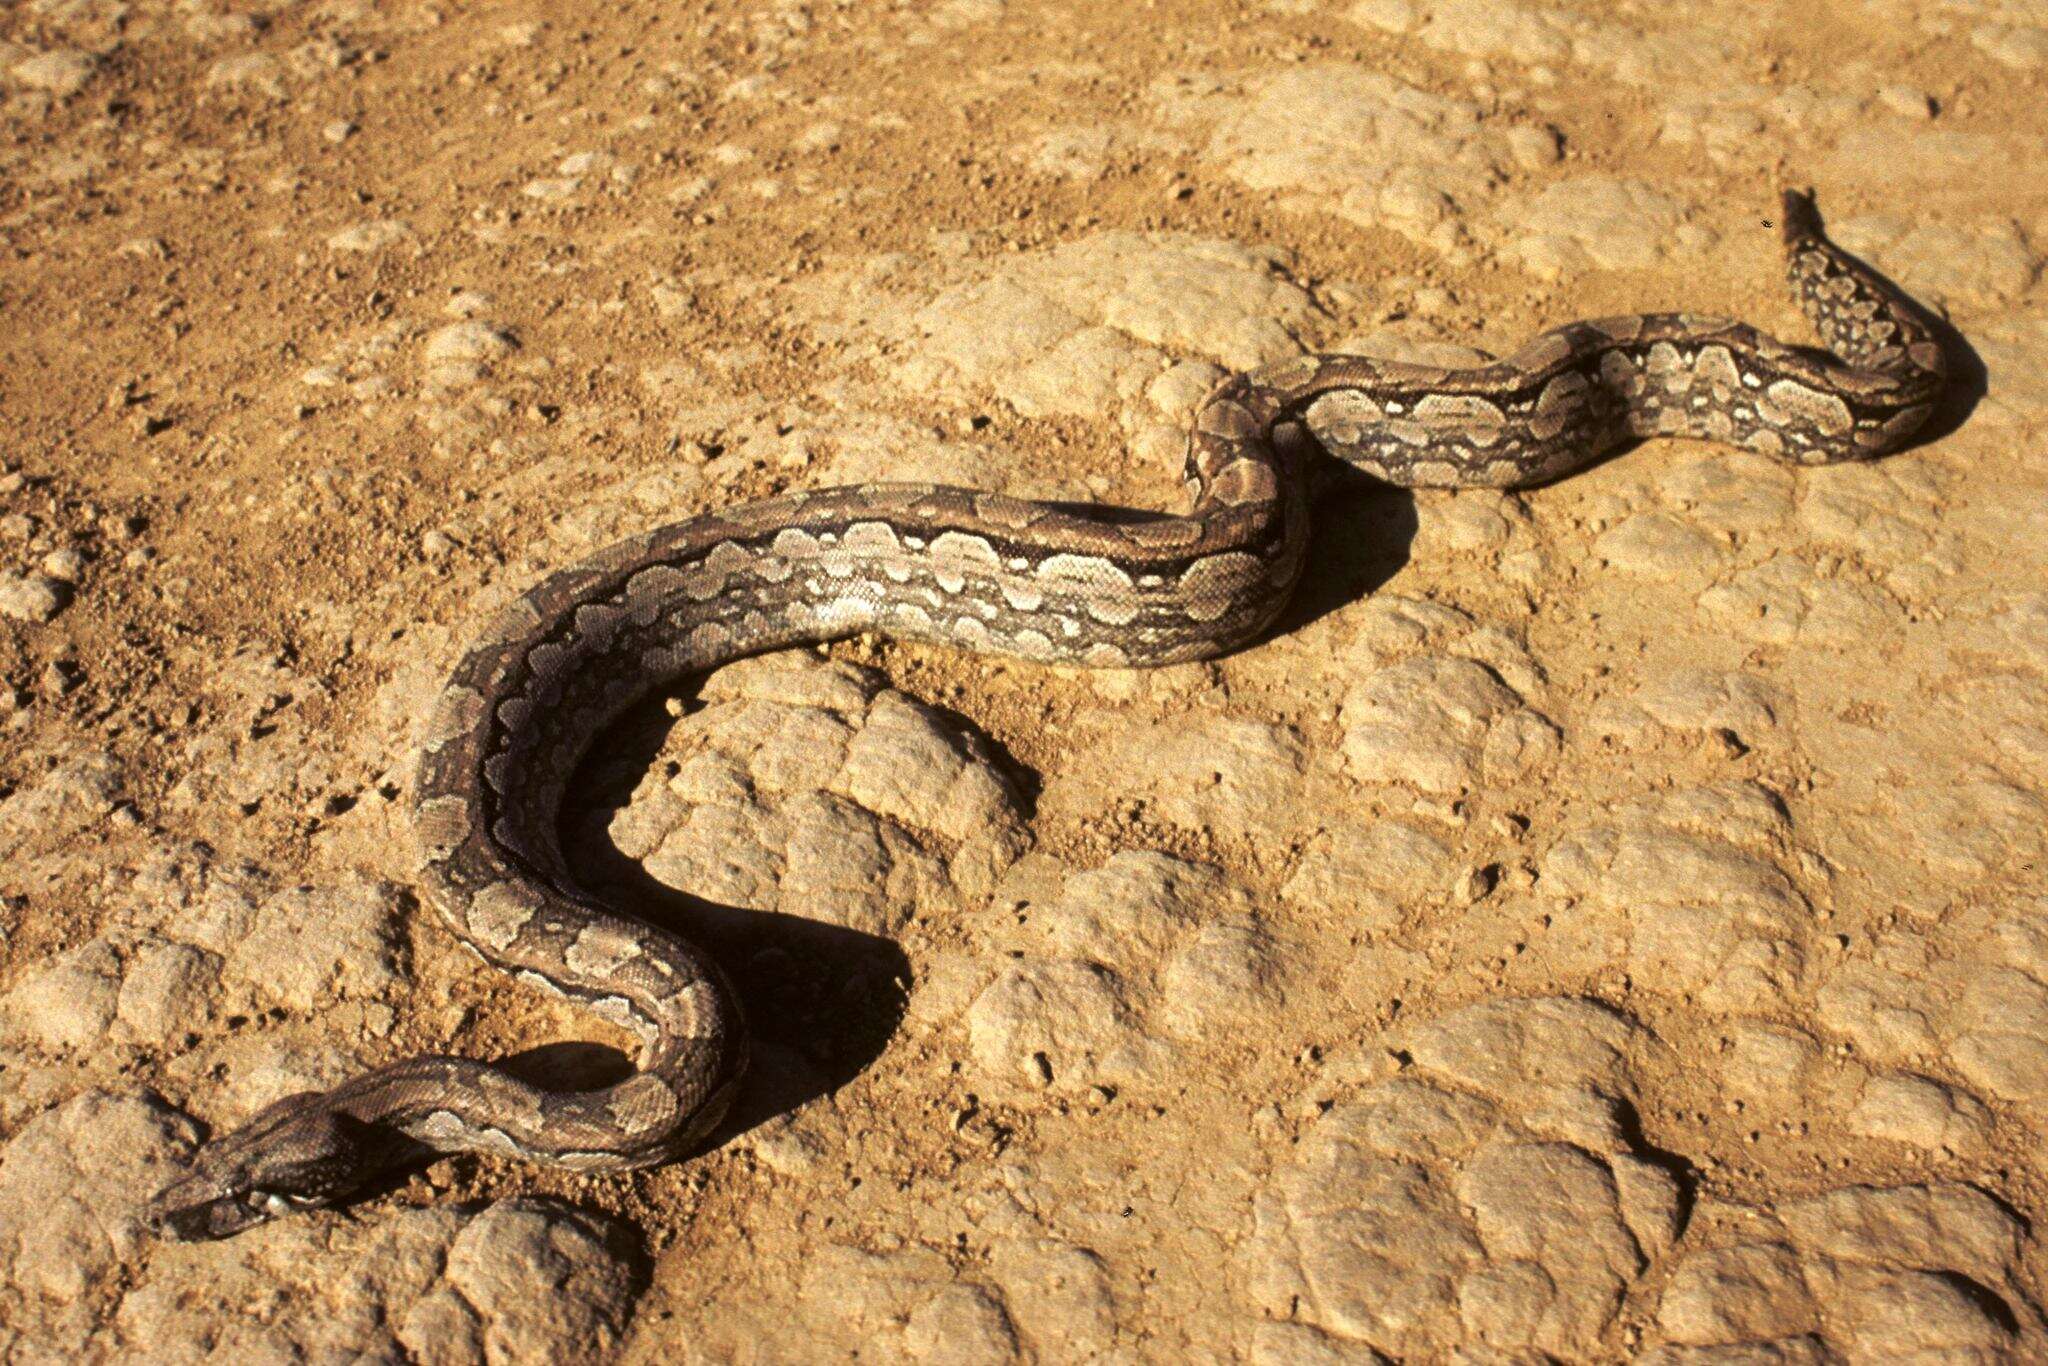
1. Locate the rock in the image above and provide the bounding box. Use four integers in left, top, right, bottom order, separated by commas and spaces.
185, 878, 406, 1012
1720, 1023, 1822, 1103
1035, 851, 1248, 967
40, 548, 86, 582
1283, 819, 1460, 931
1505, 178, 1716, 278
0, 751, 121, 858
10, 49, 96, 97
204, 52, 287, 99
523, 176, 581, 201
1847, 1073, 1989, 1152
798, 1245, 1020, 1359
423, 321, 519, 364
1, 939, 123, 1050
0, 573, 69, 622
1191, 67, 1519, 250
115, 941, 223, 1042
606, 654, 1026, 935
1634, 669, 1777, 740
967, 957, 1147, 1092
1341, 655, 1558, 793
1877, 84, 1934, 119
1073, 712, 1310, 845
1540, 784, 1806, 1012
1243, 999, 1672, 1359
1829, 213, 2039, 311
985, 1239, 1116, 1358
1875, 779, 2045, 881
0, 859, 403, 1119
1973, 23, 2048, 70
326, 220, 413, 253
1593, 511, 1725, 579
0, 1091, 200, 1350
438, 1201, 644, 1360
960, 851, 1283, 1095
1816, 898, 2048, 1120
107, 1198, 641, 1361
1645, 1184, 2036, 1359
1403, 0, 1576, 62
797, 230, 1317, 416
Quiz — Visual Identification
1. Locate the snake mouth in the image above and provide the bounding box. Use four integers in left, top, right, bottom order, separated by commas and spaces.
147, 1192, 263, 1242
145, 1180, 319, 1242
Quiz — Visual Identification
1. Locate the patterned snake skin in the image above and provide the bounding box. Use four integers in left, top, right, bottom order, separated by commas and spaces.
148, 191, 1946, 1239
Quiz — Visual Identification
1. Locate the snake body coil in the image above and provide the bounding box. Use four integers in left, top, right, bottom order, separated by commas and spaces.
148, 191, 1946, 1239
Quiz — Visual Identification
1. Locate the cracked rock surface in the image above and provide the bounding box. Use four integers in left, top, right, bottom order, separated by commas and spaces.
5, 0, 2048, 1360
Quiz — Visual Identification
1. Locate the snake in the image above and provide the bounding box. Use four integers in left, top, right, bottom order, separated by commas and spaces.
147, 190, 1945, 1239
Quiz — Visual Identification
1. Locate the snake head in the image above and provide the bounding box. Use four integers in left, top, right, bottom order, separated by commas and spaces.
146, 1092, 376, 1241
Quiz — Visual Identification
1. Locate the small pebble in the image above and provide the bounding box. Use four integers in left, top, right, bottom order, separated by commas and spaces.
323, 120, 357, 144
326, 220, 410, 253
424, 321, 517, 363
443, 290, 493, 319
1878, 84, 1935, 119
425, 360, 485, 389
11, 49, 97, 97
40, 660, 81, 696
40, 549, 86, 582
650, 284, 692, 318
522, 177, 580, 201
0, 574, 68, 623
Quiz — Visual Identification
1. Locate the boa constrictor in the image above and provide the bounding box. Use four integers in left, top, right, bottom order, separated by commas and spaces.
148, 190, 1946, 1239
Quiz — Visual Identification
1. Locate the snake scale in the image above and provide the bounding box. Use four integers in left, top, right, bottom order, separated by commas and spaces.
148, 190, 1946, 1239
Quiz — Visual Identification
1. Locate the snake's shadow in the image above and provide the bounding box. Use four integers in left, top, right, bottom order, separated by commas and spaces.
556, 712, 911, 1144
1884, 290, 1986, 451
1280, 428, 1421, 636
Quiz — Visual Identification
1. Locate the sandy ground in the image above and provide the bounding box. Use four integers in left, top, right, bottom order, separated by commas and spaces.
3, 0, 2048, 1360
